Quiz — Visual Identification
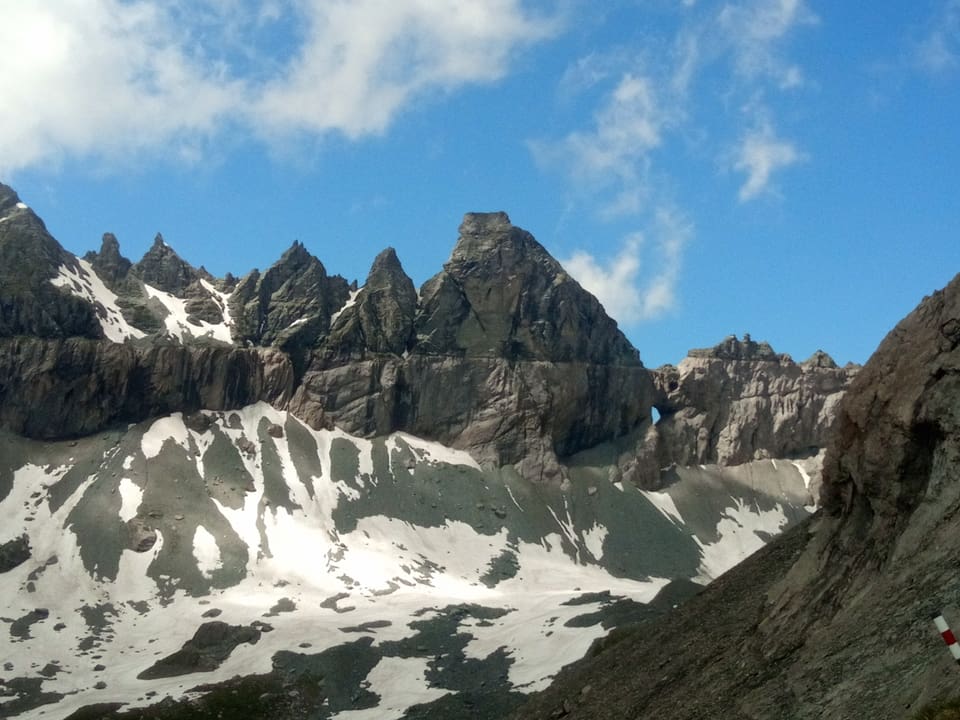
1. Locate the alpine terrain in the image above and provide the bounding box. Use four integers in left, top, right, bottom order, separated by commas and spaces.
0, 183, 858, 719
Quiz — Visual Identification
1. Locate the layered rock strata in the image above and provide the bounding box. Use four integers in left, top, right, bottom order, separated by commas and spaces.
652, 334, 857, 468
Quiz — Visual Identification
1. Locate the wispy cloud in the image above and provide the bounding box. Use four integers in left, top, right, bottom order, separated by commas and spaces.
718, 0, 818, 88
534, 0, 815, 326
732, 119, 804, 201
255, 0, 558, 138
0, 1, 557, 175
530, 71, 678, 218
915, 0, 960, 73
561, 208, 691, 324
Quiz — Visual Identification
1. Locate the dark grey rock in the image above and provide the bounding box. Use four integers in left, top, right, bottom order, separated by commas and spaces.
322, 247, 417, 359
131, 234, 202, 296
0, 534, 30, 573
83, 233, 132, 287
230, 241, 351, 354
137, 621, 261, 679
0, 183, 103, 340
414, 212, 639, 364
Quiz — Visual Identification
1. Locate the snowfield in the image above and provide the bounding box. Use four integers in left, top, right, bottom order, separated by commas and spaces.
0, 404, 813, 718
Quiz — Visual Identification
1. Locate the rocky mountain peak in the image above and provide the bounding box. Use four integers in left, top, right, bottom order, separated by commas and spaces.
801, 348, 838, 369
0, 182, 22, 217
447, 211, 560, 275
278, 239, 313, 268
652, 337, 857, 467
83, 232, 133, 286
132, 233, 201, 295
415, 212, 639, 365
323, 246, 417, 359
688, 333, 780, 362
369, 245, 403, 275
231, 240, 351, 352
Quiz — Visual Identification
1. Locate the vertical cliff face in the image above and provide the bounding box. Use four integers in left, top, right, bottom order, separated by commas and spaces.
651, 335, 857, 472
0, 188, 853, 488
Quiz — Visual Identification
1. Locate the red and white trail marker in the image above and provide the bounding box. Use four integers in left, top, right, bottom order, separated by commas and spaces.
933, 614, 960, 664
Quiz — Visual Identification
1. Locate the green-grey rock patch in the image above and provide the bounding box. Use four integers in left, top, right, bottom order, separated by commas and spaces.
338, 620, 391, 634
137, 622, 261, 679
0, 534, 30, 573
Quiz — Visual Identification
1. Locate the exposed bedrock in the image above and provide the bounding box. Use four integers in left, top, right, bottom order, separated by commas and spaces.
290, 356, 655, 480
0, 337, 294, 439
651, 334, 858, 468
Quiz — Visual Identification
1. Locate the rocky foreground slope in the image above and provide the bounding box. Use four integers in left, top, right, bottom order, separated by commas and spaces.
509, 270, 960, 720
0, 183, 858, 718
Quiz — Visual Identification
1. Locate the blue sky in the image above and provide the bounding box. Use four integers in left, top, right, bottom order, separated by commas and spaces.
3, 0, 959, 368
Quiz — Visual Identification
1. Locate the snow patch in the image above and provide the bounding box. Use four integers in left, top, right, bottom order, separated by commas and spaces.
141, 414, 191, 459
695, 499, 789, 581
330, 287, 362, 325
117, 478, 142, 522
641, 488, 684, 525
144, 283, 232, 344
582, 523, 608, 561
50, 259, 146, 342
193, 526, 223, 577
331, 657, 450, 719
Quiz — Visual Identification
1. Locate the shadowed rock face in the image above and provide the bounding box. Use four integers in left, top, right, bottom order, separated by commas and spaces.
83, 233, 131, 287
323, 247, 417, 359
131, 234, 203, 295
651, 335, 858, 468
290, 213, 651, 478
0, 183, 103, 340
230, 241, 352, 352
509, 271, 960, 720
0, 338, 294, 439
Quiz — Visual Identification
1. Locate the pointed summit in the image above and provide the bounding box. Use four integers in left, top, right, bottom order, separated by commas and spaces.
132, 233, 200, 294
415, 212, 639, 365
84, 233, 132, 286
324, 247, 417, 358
0, 184, 102, 339
231, 240, 350, 350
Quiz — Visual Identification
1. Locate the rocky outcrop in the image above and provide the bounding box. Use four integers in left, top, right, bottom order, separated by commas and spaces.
415, 212, 639, 364
230, 241, 352, 353
0, 184, 103, 340
511, 271, 960, 720
322, 247, 417, 359
132, 233, 204, 295
0, 337, 294, 439
84, 233, 132, 287
651, 334, 857, 467
290, 213, 651, 478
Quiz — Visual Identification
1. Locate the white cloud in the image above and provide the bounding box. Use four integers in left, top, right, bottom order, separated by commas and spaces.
733, 120, 804, 201
563, 235, 643, 325
0, 2, 240, 174
0, 1, 556, 175
561, 208, 691, 325
717, 0, 818, 87
531, 71, 676, 217
255, 0, 557, 138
